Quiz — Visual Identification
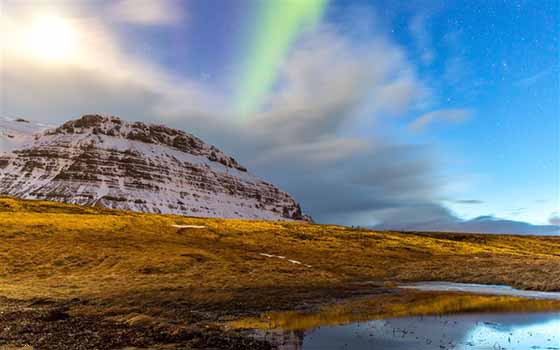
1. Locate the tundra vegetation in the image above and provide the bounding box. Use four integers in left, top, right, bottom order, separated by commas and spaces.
1, 197, 559, 349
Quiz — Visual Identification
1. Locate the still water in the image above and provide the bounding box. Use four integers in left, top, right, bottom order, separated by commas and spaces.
301, 312, 560, 350
400, 282, 560, 300
249, 283, 560, 350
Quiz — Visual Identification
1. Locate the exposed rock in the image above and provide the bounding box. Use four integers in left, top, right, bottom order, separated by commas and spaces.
0, 114, 310, 221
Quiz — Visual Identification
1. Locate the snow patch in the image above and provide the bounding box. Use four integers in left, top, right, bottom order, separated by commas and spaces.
172, 224, 206, 229
259, 253, 311, 268
0, 117, 51, 153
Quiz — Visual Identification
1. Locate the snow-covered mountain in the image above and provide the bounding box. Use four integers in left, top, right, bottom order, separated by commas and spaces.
0, 114, 309, 221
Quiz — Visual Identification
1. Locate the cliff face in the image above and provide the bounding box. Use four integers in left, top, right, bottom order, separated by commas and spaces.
0, 114, 309, 221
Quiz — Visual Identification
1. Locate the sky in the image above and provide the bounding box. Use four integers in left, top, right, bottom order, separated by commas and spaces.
1, 0, 558, 233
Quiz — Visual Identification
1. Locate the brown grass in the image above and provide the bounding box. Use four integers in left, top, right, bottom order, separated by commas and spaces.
0, 196, 559, 305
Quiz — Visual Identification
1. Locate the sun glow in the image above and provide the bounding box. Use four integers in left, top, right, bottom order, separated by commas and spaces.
25, 15, 79, 63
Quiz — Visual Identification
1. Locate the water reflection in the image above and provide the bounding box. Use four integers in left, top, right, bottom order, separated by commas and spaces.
231, 292, 560, 332
301, 312, 560, 350
400, 282, 560, 300
232, 290, 560, 350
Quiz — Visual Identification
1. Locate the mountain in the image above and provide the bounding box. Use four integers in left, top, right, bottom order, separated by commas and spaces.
375, 215, 559, 236
451, 216, 560, 235
0, 114, 309, 221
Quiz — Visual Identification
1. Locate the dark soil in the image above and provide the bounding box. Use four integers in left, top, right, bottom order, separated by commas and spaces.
0, 298, 271, 350
0, 284, 395, 350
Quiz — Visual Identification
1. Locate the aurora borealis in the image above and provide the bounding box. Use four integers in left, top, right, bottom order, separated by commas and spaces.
233, 0, 328, 117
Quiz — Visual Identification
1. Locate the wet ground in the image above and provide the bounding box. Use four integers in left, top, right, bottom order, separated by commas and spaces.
2, 283, 560, 349
0, 297, 272, 350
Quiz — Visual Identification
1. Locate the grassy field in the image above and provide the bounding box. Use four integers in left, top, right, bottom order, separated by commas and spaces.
1, 196, 559, 298
1, 196, 559, 349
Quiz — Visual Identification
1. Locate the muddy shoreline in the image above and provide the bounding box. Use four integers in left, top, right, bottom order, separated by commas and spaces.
3, 283, 560, 350
0, 284, 396, 350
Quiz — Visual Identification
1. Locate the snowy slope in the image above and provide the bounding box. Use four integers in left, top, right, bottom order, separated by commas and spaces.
0, 114, 309, 221
0, 117, 50, 153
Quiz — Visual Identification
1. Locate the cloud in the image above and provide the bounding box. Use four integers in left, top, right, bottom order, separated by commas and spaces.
550, 214, 560, 226
509, 208, 526, 216
441, 31, 470, 86
373, 77, 425, 114
251, 143, 439, 225
514, 67, 556, 88
1, 1, 222, 124
409, 13, 434, 65
252, 138, 370, 166
197, 26, 437, 225
409, 109, 471, 132
5, 2, 528, 233
453, 199, 484, 204
249, 28, 423, 144
109, 0, 184, 26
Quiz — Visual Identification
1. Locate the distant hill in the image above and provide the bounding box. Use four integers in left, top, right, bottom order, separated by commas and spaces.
375, 215, 559, 236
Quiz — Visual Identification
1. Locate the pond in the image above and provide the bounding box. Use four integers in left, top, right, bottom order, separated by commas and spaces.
400, 282, 560, 300
237, 283, 560, 350
299, 312, 560, 350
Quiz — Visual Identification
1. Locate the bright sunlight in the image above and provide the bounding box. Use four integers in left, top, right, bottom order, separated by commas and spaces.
25, 15, 79, 63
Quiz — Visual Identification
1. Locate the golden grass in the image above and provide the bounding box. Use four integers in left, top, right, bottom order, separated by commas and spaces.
1, 196, 559, 305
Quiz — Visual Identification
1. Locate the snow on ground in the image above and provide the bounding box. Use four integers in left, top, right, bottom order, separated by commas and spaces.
259, 253, 311, 268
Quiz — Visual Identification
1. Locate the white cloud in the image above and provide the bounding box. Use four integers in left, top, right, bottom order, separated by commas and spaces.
409, 14, 434, 65
1, 1, 222, 123
550, 213, 560, 226
409, 109, 471, 132
253, 137, 370, 167
515, 67, 555, 88
0, 3, 451, 227
251, 27, 425, 145
373, 76, 425, 114
109, 0, 184, 26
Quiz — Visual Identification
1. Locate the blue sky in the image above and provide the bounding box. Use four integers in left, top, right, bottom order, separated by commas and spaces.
1, 0, 558, 231
327, 0, 559, 225
345, 0, 560, 225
